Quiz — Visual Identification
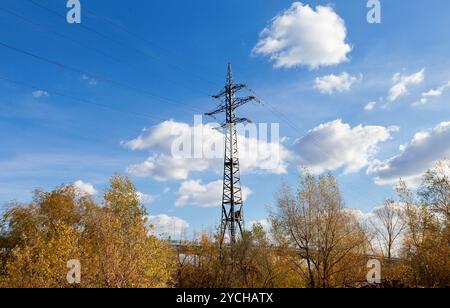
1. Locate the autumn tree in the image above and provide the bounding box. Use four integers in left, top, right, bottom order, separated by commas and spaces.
370, 199, 405, 259
86, 174, 175, 288
271, 173, 369, 288
419, 159, 450, 224
396, 173, 450, 287
227, 225, 281, 288
0, 174, 176, 288
176, 224, 292, 288
0, 186, 87, 287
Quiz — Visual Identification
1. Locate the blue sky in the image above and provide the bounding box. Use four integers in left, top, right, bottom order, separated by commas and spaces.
1, 0, 450, 238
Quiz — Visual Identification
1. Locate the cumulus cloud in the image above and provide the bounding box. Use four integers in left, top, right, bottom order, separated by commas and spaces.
368, 122, 450, 186
73, 180, 97, 195
123, 121, 219, 181
415, 81, 450, 105
252, 2, 351, 69
123, 119, 290, 181
123, 118, 400, 181
364, 101, 377, 112
314, 72, 361, 94
32, 90, 49, 98
147, 214, 189, 239
294, 120, 398, 174
175, 179, 252, 208
126, 154, 211, 182
388, 69, 425, 102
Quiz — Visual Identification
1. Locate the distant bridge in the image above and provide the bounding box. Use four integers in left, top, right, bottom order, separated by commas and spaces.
0, 237, 401, 263
169, 240, 402, 264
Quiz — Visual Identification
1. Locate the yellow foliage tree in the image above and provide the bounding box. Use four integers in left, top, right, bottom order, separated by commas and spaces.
0, 174, 175, 288
271, 173, 370, 288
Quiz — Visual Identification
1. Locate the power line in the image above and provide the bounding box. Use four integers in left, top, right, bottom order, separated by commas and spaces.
0, 40, 202, 113
8, 5, 307, 135
0, 7, 137, 71
84, 7, 225, 87
0, 6, 212, 97
0, 75, 168, 122
25, 0, 222, 89
246, 86, 303, 133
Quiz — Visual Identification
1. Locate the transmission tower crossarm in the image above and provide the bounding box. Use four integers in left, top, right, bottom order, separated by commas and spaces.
233, 96, 259, 109
212, 83, 248, 100
205, 103, 227, 117
206, 95, 258, 120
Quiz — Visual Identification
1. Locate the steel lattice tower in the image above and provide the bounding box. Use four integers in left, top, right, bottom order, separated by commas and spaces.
206, 63, 259, 246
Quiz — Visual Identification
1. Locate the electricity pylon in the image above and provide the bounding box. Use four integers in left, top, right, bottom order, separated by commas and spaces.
205, 63, 259, 246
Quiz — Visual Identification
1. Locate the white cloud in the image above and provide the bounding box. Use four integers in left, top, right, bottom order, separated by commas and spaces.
123, 121, 218, 181
368, 122, 450, 186
147, 214, 189, 239
175, 179, 252, 208
415, 81, 450, 105
73, 180, 97, 196
125, 154, 211, 182
123, 120, 291, 181
364, 101, 377, 112
294, 120, 398, 174
82, 74, 98, 86
252, 2, 351, 69
137, 192, 156, 205
32, 90, 49, 98
314, 72, 361, 94
388, 69, 425, 102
